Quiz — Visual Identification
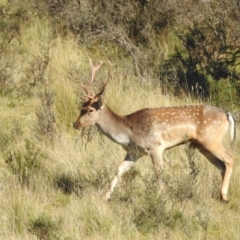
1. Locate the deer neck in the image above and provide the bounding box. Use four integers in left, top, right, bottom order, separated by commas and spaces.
96, 104, 130, 145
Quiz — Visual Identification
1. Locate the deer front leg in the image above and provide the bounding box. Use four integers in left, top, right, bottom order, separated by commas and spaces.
105, 153, 139, 200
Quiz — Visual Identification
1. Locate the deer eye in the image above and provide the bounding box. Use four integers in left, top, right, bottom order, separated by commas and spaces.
88, 109, 94, 113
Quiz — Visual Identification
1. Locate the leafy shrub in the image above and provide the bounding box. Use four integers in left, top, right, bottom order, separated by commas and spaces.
207, 75, 239, 109
161, 3, 240, 107
29, 213, 60, 240
29, 0, 179, 80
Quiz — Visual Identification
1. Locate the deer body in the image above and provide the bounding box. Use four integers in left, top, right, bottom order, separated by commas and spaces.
77, 103, 233, 154
73, 59, 235, 202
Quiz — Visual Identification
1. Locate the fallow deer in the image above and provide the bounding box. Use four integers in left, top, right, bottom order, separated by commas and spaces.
73, 58, 236, 202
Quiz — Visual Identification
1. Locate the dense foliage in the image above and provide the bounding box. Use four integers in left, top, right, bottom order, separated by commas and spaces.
1, 0, 240, 108
0, 1, 240, 239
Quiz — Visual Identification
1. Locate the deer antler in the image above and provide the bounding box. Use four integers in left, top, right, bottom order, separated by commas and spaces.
89, 58, 103, 83
95, 60, 114, 97
82, 57, 103, 99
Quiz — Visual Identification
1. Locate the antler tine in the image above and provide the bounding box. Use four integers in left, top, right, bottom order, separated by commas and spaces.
96, 60, 114, 97
88, 57, 103, 83
82, 57, 103, 99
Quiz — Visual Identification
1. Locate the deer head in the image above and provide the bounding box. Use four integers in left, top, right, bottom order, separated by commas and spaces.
73, 58, 112, 129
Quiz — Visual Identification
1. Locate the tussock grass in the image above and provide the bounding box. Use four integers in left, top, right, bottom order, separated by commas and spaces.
0, 7, 239, 240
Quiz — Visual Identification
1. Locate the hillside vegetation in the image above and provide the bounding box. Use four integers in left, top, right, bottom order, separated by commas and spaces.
0, 0, 240, 239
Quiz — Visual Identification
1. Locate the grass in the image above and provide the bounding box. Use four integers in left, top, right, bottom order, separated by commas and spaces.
0, 7, 240, 240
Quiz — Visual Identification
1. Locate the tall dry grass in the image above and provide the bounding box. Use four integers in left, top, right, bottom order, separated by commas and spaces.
0, 6, 239, 240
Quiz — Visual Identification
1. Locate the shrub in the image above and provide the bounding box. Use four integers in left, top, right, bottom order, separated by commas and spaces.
29, 213, 60, 240
161, 1, 240, 107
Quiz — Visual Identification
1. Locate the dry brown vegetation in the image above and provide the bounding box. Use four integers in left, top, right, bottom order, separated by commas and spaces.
0, 0, 240, 239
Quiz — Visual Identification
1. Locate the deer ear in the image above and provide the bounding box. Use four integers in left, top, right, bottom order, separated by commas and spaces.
92, 96, 103, 108
97, 96, 103, 107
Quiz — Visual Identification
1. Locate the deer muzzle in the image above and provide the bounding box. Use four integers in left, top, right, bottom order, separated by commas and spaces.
73, 121, 81, 130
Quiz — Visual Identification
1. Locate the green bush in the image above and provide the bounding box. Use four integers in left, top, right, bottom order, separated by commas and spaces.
207, 75, 239, 109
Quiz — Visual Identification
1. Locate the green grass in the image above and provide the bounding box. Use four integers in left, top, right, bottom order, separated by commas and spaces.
0, 6, 240, 240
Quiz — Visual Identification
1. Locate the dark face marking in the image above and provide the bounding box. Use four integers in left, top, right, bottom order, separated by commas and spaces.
80, 98, 102, 116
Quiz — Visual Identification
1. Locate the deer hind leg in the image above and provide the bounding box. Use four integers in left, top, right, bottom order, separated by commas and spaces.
105, 153, 140, 200
199, 145, 234, 202
150, 147, 165, 193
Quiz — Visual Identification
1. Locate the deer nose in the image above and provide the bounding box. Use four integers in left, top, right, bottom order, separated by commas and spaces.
73, 121, 80, 130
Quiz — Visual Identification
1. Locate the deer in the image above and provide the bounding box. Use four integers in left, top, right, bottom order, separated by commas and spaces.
73, 58, 236, 202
